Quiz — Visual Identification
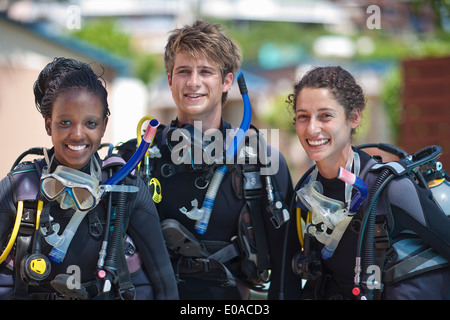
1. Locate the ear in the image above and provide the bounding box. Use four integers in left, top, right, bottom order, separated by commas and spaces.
44, 118, 52, 136
222, 72, 233, 93
350, 108, 361, 129
101, 117, 109, 137
167, 73, 172, 89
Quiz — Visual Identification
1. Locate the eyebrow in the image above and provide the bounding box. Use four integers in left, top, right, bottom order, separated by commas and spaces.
295, 107, 336, 113
174, 65, 216, 71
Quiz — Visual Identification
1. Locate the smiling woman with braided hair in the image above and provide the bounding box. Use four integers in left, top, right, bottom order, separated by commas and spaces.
0, 57, 178, 300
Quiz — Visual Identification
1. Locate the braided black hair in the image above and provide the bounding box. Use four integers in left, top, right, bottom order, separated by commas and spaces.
33, 57, 110, 119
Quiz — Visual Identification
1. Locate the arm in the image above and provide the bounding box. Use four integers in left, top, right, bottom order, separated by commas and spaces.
0, 176, 17, 256
126, 177, 179, 300
265, 146, 302, 300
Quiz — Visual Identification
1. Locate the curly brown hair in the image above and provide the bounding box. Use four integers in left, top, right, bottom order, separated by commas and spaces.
286, 66, 366, 135
34, 57, 109, 119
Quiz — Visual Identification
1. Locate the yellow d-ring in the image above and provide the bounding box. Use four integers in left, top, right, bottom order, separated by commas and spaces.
149, 178, 162, 203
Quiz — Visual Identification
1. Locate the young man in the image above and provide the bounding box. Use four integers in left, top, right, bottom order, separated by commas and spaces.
124, 20, 301, 299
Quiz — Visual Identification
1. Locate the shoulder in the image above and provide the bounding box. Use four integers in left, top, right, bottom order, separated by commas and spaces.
7, 159, 45, 203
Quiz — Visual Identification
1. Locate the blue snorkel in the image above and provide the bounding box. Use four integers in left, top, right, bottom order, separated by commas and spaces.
105, 118, 160, 186
181, 72, 252, 234
226, 73, 252, 158
338, 167, 368, 213
96, 118, 159, 296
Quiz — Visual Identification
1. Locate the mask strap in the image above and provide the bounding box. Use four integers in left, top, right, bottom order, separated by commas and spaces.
42, 148, 54, 175
90, 156, 102, 181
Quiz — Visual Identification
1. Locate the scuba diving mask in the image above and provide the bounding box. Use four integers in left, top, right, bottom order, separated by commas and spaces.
297, 152, 360, 244
40, 154, 137, 212
40, 156, 103, 212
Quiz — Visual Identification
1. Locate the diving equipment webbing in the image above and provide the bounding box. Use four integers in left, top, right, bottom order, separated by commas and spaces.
6, 155, 138, 299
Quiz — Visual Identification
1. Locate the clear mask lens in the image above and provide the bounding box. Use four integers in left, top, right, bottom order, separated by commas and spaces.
71, 187, 95, 209
41, 177, 66, 200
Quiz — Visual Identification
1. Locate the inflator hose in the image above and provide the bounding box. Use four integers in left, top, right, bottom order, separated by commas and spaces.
355, 168, 392, 299
0, 201, 23, 264
104, 187, 127, 272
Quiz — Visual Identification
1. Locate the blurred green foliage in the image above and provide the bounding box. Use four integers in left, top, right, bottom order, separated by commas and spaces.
262, 93, 297, 135
70, 19, 132, 57
69, 18, 163, 84
222, 21, 326, 63
380, 67, 402, 143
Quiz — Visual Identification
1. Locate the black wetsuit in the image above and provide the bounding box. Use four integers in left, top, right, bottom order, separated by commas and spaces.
134, 120, 302, 300
298, 148, 450, 300
0, 149, 178, 300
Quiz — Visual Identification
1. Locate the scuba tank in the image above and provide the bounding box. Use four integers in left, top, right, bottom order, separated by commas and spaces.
354, 143, 449, 299
424, 161, 450, 216
358, 143, 449, 216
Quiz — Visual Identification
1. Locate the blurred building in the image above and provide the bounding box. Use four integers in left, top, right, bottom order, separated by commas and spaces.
0, 0, 446, 179
0, 14, 131, 177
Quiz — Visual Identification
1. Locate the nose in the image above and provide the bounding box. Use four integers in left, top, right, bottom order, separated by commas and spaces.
69, 124, 86, 140
187, 71, 200, 88
307, 117, 321, 135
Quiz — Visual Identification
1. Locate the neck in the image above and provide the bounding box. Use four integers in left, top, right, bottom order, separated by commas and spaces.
177, 111, 222, 132
316, 145, 354, 179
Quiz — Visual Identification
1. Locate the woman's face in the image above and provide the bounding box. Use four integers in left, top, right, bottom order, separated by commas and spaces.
295, 87, 360, 176
45, 88, 108, 170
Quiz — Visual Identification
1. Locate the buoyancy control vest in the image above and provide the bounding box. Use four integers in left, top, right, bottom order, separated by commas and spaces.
117, 120, 291, 291
293, 144, 450, 300
2, 150, 139, 300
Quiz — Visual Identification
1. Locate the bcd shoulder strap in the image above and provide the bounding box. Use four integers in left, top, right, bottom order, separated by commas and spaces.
7, 160, 44, 298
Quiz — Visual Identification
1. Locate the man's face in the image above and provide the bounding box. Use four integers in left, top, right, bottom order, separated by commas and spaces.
167, 51, 233, 130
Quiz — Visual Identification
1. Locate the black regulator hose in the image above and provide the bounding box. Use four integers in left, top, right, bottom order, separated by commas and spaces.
355, 168, 392, 299
11, 147, 44, 171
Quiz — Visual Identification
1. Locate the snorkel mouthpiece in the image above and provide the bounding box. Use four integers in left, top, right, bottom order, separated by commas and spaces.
321, 167, 368, 259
